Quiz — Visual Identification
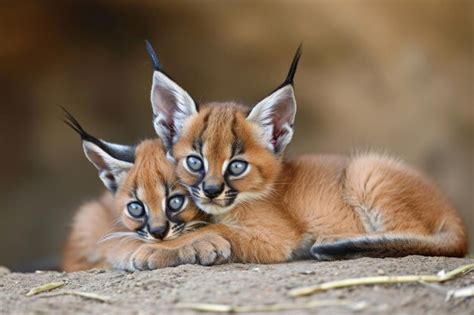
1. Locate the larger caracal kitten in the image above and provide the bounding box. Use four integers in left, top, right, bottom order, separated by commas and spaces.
141, 42, 467, 264
61, 110, 230, 271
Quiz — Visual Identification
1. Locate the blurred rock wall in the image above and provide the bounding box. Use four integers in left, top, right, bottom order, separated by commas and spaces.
0, 0, 472, 269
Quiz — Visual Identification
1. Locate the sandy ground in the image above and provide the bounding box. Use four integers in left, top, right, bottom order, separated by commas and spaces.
1, 256, 473, 314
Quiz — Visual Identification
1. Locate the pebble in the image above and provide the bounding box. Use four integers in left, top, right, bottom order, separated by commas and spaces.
0, 266, 11, 274
299, 270, 316, 275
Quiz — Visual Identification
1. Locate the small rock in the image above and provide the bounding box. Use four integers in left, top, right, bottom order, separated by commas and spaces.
299, 270, 315, 275
377, 269, 385, 275
0, 266, 11, 274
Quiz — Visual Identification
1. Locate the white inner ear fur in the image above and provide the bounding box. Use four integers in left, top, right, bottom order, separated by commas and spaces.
150, 71, 197, 145
246, 85, 297, 154
82, 141, 133, 191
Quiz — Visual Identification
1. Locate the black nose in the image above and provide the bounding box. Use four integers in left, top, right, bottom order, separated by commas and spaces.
203, 183, 224, 199
148, 222, 169, 239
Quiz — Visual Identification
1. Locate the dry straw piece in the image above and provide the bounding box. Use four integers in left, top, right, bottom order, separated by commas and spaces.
175, 300, 367, 313
289, 263, 474, 297
446, 285, 474, 300
26, 281, 110, 302
26, 281, 66, 297
56, 290, 112, 303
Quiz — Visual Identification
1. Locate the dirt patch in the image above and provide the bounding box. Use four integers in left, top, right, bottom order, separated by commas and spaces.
1, 256, 473, 314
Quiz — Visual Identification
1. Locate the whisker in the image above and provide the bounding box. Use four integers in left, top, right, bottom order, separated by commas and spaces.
118, 235, 145, 244
183, 221, 209, 232
98, 232, 143, 244
111, 216, 124, 227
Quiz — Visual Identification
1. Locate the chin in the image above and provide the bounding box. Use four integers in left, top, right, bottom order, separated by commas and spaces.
194, 200, 236, 215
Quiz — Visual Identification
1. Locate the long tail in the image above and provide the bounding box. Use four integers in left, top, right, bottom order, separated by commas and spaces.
311, 231, 467, 261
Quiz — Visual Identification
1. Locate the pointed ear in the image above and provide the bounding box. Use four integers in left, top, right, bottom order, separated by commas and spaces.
146, 41, 197, 149
82, 141, 134, 192
246, 45, 301, 155
247, 85, 296, 154
150, 71, 197, 148
61, 107, 135, 192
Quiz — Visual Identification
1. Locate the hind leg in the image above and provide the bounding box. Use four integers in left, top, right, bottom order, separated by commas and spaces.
311, 152, 467, 260
341, 154, 448, 235
310, 155, 435, 260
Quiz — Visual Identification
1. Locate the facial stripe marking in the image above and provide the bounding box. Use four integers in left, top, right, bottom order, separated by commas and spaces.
161, 198, 167, 214
222, 160, 229, 176
197, 111, 211, 141
231, 140, 245, 158
203, 157, 209, 173
192, 138, 204, 156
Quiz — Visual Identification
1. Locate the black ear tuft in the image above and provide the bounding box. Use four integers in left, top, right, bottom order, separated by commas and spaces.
60, 106, 135, 163
145, 40, 161, 71
283, 43, 303, 86
60, 106, 97, 143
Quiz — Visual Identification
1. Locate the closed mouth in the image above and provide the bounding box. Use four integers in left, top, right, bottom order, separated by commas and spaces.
189, 186, 238, 208
136, 229, 157, 241
164, 223, 185, 240
136, 225, 184, 242
193, 195, 236, 208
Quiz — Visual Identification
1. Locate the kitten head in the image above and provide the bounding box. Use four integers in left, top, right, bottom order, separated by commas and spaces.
147, 43, 301, 215
63, 109, 208, 241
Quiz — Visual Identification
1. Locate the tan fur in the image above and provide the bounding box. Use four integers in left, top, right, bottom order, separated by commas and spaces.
61, 139, 225, 272
62, 193, 116, 271
166, 103, 468, 264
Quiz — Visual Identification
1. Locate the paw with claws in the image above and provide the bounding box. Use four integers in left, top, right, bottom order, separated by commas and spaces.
128, 233, 232, 270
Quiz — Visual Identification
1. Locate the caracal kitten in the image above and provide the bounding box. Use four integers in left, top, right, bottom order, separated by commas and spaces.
61, 110, 230, 271
138, 42, 467, 265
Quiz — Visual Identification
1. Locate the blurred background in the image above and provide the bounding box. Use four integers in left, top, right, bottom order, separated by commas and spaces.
0, 0, 472, 270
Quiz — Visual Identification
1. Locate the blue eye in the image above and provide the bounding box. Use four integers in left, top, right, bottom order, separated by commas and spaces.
186, 155, 204, 172
227, 160, 248, 176
127, 201, 145, 218
167, 195, 185, 212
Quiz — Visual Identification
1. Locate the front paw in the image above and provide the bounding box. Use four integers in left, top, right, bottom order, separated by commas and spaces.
190, 233, 231, 266
129, 245, 190, 270
129, 233, 231, 270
